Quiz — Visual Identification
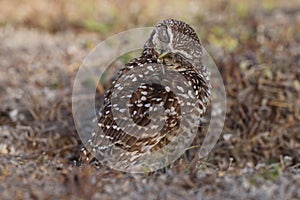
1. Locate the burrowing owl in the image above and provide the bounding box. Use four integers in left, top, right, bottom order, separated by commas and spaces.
84, 19, 211, 167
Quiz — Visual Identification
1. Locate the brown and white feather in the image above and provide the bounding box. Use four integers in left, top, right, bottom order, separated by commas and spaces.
83, 19, 211, 164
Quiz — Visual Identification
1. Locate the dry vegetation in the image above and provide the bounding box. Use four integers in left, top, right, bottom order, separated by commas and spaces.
0, 0, 300, 199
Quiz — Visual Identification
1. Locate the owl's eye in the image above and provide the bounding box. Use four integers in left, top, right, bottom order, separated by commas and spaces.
157, 25, 170, 43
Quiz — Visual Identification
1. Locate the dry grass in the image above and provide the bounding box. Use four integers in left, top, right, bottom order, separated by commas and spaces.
0, 0, 300, 199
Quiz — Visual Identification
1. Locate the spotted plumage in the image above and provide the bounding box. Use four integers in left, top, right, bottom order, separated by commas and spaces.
83, 19, 211, 165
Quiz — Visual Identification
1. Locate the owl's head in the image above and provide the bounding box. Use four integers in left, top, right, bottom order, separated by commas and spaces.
145, 19, 203, 65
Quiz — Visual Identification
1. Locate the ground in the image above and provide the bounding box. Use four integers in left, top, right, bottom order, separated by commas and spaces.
0, 0, 300, 199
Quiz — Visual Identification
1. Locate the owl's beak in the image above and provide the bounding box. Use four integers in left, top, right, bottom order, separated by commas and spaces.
158, 51, 169, 59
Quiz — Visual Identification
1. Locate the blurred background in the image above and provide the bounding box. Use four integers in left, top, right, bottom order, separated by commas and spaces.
0, 0, 299, 33
0, 0, 300, 199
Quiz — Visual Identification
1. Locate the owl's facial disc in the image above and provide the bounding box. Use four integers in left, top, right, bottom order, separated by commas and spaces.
144, 19, 203, 66
151, 24, 172, 58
